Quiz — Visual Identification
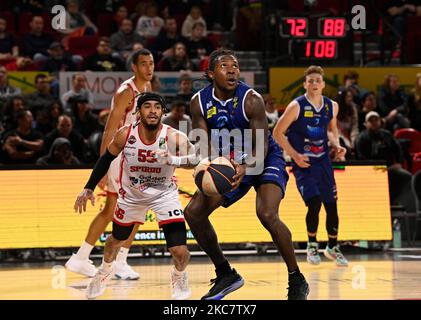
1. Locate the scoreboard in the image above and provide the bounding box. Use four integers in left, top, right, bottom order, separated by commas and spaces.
280, 16, 352, 63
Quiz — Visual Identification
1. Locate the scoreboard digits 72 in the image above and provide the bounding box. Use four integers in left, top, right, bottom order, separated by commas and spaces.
280, 17, 349, 61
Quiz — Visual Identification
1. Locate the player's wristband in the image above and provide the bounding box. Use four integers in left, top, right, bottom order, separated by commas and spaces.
84, 149, 117, 190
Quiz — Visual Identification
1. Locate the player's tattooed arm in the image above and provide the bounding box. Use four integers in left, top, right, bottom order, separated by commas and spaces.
244, 90, 268, 164
100, 85, 133, 155
273, 100, 310, 168
190, 94, 213, 158
74, 126, 129, 214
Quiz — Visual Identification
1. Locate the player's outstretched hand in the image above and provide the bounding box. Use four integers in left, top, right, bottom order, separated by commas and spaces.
74, 188, 95, 214
293, 153, 310, 168
148, 150, 169, 164
231, 160, 246, 190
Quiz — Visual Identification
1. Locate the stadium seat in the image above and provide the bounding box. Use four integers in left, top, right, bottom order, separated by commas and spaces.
96, 13, 114, 37
68, 35, 99, 58
412, 152, 421, 174
18, 11, 33, 35
405, 16, 421, 63
394, 128, 421, 155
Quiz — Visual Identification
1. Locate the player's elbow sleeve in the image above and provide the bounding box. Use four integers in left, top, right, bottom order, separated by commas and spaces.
84, 149, 117, 190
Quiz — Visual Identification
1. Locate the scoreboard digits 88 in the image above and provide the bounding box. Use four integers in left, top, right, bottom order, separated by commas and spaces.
280, 17, 350, 61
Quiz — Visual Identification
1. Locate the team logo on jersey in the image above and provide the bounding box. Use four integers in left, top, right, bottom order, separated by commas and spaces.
207, 106, 217, 119
128, 135, 136, 144
233, 96, 239, 109
304, 111, 314, 118
206, 101, 213, 109
159, 137, 166, 149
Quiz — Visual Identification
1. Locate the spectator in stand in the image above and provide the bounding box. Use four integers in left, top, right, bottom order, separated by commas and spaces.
162, 100, 192, 135
356, 111, 403, 167
35, 100, 64, 135
158, 42, 193, 71
358, 91, 378, 132
110, 5, 129, 34
181, 6, 207, 38
61, 73, 94, 113
338, 70, 366, 106
1, 95, 26, 134
385, 1, 421, 57
378, 73, 410, 132
1, 109, 43, 164
36, 137, 81, 165
153, 17, 187, 59
0, 66, 22, 106
43, 114, 86, 162
94, 0, 124, 16
135, 2, 165, 40
84, 37, 126, 71
0, 16, 19, 60
336, 88, 359, 155
186, 22, 214, 69
407, 72, 421, 132
24, 74, 56, 119
60, 0, 98, 49
67, 94, 99, 140
22, 15, 54, 62
151, 74, 162, 92
263, 93, 279, 132
110, 18, 145, 62
41, 42, 77, 74
175, 73, 194, 114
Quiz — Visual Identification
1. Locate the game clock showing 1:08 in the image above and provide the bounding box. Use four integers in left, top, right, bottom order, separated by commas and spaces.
280, 17, 347, 60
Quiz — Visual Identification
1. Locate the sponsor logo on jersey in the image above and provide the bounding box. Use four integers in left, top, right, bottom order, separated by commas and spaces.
304, 111, 314, 118
304, 106, 312, 110
130, 166, 162, 173
159, 137, 166, 149
206, 101, 213, 109
233, 96, 239, 109
128, 135, 136, 144
207, 106, 217, 119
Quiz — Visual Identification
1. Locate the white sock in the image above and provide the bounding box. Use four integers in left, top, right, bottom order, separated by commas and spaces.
116, 247, 129, 262
100, 258, 114, 273
75, 241, 93, 260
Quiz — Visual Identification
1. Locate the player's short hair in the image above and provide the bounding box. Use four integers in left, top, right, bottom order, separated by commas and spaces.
304, 65, 324, 79
131, 48, 152, 65
205, 48, 236, 82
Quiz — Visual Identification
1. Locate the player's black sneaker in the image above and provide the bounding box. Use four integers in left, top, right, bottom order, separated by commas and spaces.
201, 268, 244, 300
287, 274, 309, 300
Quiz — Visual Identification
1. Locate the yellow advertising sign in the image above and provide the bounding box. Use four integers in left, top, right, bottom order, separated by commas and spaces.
0, 166, 391, 249
8, 72, 50, 94
270, 67, 421, 109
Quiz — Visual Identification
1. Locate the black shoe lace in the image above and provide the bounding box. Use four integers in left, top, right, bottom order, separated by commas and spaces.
209, 277, 218, 286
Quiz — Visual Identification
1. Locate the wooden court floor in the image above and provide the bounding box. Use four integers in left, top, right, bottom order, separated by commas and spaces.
0, 253, 420, 300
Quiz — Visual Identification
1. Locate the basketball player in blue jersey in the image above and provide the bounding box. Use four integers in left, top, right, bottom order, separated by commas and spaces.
184, 49, 309, 300
273, 66, 348, 267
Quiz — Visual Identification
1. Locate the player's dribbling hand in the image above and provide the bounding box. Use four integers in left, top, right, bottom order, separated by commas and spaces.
293, 153, 310, 168
74, 189, 95, 214
231, 160, 246, 190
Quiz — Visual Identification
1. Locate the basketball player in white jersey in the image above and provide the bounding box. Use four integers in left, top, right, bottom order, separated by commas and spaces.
74, 92, 195, 299
65, 49, 154, 280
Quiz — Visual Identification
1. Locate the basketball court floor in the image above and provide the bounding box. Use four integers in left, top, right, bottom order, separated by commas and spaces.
1, 250, 420, 300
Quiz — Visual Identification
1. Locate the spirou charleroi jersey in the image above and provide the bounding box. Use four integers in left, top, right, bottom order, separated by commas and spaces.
287, 94, 334, 164
118, 123, 178, 204
111, 76, 145, 127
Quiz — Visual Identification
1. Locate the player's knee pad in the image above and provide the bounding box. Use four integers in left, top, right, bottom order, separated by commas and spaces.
112, 221, 135, 241
162, 222, 187, 248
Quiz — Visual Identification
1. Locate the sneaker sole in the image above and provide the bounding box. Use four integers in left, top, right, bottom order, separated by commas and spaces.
65, 264, 96, 278
202, 277, 245, 300
323, 250, 336, 261
306, 257, 321, 265
113, 274, 140, 280
172, 290, 192, 300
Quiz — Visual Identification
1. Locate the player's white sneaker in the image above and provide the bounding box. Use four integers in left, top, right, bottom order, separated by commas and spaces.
65, 254, 97, 277
171, 268, 191, 300
86, 267, 114, 299
113, 261, 140, 280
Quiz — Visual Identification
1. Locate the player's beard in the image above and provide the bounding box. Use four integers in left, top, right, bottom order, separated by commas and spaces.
140, 116, 161, 131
